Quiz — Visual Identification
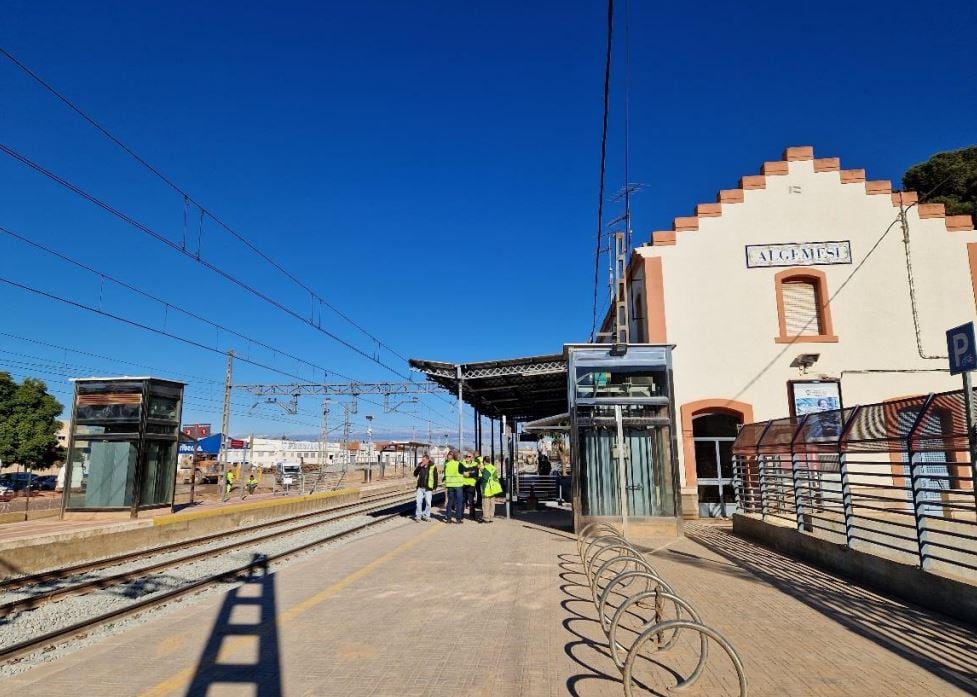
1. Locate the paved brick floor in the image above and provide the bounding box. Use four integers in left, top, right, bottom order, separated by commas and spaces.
3, 510, 976, 696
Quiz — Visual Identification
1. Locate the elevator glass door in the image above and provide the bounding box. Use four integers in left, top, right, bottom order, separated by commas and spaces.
577, 405, 675, 519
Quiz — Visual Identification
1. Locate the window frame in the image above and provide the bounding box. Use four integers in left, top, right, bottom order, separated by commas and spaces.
774, 267, 838, 343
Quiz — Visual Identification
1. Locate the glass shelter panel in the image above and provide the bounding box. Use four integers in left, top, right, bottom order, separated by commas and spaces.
141, 440, 177, 506
67, 439, 138, 508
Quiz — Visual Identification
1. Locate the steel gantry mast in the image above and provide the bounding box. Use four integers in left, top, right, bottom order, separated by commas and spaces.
233, 381, 442, 415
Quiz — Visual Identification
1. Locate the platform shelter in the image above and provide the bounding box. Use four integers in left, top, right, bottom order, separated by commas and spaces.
61, 377, 186, 519
410, 343, 682, 535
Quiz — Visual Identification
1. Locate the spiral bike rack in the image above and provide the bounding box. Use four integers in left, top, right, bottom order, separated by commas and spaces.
586, 542, 649, 589
575, 525, 748, 696
577, 522, 622, 554
591, 555, 660, 606
623, 620, 748, 697
583, 534, 638, 585
597, 569, 673, 633
609, 590, 706, 676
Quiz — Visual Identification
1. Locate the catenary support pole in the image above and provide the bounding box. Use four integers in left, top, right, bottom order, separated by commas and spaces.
218, 349, 234, 502
241, 433, 253, 500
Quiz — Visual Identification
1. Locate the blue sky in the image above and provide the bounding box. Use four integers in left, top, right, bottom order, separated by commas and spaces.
1, 1, 975, 440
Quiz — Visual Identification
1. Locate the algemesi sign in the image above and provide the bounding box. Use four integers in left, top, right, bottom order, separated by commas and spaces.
745, 241, 852, 268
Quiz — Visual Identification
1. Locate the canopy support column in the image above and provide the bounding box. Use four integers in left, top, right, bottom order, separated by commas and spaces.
490, 418, 496, 464
456, 365, 463, 453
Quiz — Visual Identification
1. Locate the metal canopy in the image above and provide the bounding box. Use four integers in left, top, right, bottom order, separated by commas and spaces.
408, 354, 568, 421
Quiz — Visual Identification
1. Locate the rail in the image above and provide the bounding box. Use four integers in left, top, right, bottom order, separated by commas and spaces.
575, 522, 748, 696
0, 491, 427, 663
732, 388, 977, 580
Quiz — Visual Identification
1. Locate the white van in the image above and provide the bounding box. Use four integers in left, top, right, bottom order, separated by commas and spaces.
275, 461, 302, 488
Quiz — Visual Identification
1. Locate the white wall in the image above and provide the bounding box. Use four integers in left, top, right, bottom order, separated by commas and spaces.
636, 154, 977, 492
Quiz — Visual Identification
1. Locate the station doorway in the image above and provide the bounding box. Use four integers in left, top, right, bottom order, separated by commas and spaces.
692, 412, 740, 518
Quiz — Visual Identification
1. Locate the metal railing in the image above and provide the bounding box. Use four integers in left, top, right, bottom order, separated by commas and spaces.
733, 388, 977, 579
575, 522, 747, 696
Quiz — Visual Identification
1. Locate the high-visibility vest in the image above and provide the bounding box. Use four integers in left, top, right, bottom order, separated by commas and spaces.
444, 459, 464, 488
482, 463, 503, 497
461, 460, 476, 486
427, 465, 436, 490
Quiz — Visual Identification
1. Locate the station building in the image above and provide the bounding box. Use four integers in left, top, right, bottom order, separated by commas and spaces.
605, 145, 977, 517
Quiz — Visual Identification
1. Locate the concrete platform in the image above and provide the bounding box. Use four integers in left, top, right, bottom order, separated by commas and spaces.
3, 506, 977, 696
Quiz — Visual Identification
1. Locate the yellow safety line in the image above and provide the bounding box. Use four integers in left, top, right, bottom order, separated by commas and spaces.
153, 487, 360, 527
138, 523, 441, 697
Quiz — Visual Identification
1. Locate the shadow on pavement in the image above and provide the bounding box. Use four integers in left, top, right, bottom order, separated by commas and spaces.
680, 522, 977, 695
557, 554, 675, 697
184, 553, 283, 697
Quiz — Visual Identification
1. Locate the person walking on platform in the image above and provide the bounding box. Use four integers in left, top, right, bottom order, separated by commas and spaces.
442, 451, 465, 523
479, 459, 503, 522
461, 452, 479, 520
223, 468, 235, 501
413, 454, 438, 521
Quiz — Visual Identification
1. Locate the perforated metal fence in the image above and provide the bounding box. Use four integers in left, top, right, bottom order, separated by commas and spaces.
732, 389, 977, 581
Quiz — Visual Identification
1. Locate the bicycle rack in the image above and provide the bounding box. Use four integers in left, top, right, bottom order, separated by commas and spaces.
574, 526, 749, 696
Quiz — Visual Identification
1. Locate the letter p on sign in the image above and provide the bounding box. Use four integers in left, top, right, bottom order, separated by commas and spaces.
947, 322, 977, 375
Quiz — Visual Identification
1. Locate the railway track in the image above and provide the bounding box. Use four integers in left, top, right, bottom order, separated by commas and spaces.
0, 489, 430, 666
0, 487, 412, 595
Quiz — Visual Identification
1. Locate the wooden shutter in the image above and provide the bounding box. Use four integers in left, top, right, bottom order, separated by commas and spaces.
782, 280, 822, 335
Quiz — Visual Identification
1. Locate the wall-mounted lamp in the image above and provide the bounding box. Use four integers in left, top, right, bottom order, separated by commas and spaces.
790, 353, 820, 373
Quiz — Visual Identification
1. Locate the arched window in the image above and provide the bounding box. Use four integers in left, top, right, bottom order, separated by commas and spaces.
775, 268, 838, 343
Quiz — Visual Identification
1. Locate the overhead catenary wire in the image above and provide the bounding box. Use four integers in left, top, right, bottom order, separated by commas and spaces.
0, 46, 412, 366
0, 360, 402, 434
0, 330, 222, 385
590, 0, 614, 342
0, 274, 448, 428
0, 222, 456, 428
0, 222, 345, 382
0, 144, 458, 415
0, 142, 419, 383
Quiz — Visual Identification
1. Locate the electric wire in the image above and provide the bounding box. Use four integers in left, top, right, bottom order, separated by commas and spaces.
0, 142, 419, 384
729, 174, 956, 402
590, 0, 614, 342
0, 222, 347, 382
0, 46, 412, 365
0, 330, 221, 386
0, 360, 359, 431
0, 223, 455, 429
0, 280, 452, 433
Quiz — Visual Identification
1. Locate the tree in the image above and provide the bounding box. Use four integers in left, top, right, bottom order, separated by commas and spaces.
0, 372, 64, 469
903, 146, 977, 225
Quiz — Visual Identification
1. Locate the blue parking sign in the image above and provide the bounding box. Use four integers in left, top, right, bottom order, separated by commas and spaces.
947, 322, 977, 375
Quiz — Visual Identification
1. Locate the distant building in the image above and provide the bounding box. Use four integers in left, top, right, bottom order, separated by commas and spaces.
222, 437, 440, 470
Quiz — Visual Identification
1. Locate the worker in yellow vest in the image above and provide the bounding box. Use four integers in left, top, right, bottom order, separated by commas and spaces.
479, 460, 503, 522
461, 452, 479, 520
442, 451, 465, 523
